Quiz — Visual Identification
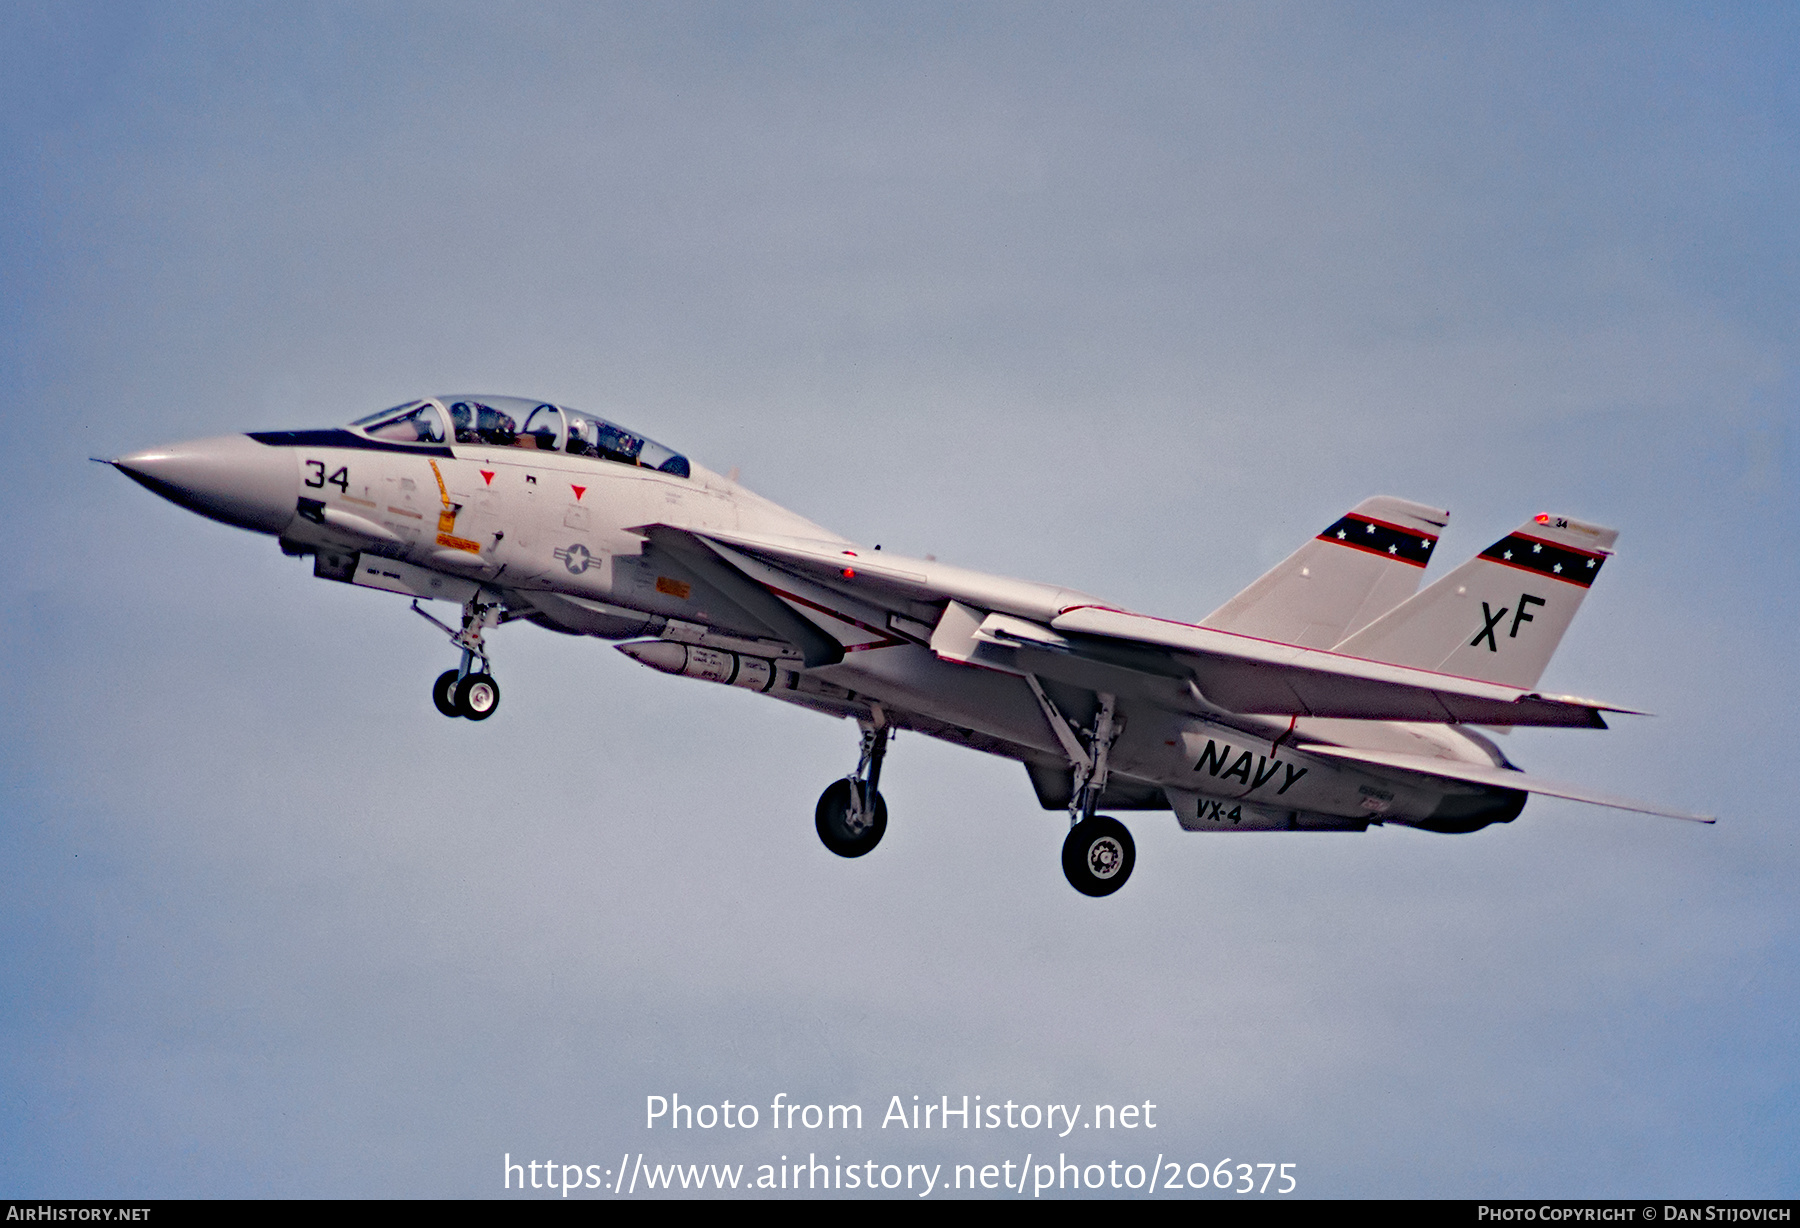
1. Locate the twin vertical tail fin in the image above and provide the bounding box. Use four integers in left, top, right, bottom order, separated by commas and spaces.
1201, 496, 1450, 649
1331, 514, 1617, 689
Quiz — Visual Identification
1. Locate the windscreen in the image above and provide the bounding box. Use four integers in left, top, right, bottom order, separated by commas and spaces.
351, 401, 447, 444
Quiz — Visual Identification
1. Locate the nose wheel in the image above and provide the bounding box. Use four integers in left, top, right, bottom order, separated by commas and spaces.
434, 668, 501, 720
456, 673, 500, 719
414, 596, 506, 721
432, 670, 460, 717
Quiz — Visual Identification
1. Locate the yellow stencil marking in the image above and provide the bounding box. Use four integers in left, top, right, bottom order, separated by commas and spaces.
427, 460, 452, 508
655, 576, 692, 600
427, 459, 460, 535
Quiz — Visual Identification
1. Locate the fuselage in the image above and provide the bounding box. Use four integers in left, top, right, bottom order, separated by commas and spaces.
113, 396, 1528, 838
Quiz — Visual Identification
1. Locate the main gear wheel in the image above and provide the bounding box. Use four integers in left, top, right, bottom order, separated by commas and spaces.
1062, 815, 1135, 897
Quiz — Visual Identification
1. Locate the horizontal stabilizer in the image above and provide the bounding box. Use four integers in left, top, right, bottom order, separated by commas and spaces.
1303, 745, 1714, 823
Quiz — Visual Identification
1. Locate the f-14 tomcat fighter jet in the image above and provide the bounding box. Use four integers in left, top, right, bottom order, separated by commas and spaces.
109, 394, 1710, 896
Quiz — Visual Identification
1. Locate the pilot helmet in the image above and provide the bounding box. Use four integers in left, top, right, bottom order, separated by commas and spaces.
479, 406, 516, 443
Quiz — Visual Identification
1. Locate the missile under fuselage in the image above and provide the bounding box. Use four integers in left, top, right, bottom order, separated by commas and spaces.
616, 639, 781, 692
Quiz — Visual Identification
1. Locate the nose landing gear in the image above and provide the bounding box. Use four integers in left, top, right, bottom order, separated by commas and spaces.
414, 596, 504, 720
432, 669, 461, 717
433, 669, 500, 720
815, 708, 890, 857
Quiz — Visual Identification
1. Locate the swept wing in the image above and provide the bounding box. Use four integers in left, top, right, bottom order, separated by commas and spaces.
637, 526, 1636, 729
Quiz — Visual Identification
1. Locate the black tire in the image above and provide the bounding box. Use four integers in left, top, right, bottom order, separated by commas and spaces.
1062, 816, 1136, 897
815, 778, 887, 858
432, 670, 462, 718
455, 672, 501, 721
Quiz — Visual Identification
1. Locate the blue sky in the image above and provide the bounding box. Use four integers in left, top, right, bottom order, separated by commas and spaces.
2, 2, 1796, 1198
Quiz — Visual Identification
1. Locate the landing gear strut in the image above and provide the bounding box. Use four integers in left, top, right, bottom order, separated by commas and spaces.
414, 595, 504, 721
815, 707, 890, 857
1027, 680, 1137, 896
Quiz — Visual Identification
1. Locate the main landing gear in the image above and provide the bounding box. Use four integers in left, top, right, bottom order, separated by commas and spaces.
414, 595, 504, 721
1027, 680, 1137, 897
1063, 815, 1136, 898
815, 708, 890, 858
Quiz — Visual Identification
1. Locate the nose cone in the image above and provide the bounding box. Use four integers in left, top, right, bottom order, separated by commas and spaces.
112, 435, 298, 535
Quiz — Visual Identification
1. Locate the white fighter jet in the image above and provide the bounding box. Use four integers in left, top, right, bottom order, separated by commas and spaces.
108, 394, 1710, 896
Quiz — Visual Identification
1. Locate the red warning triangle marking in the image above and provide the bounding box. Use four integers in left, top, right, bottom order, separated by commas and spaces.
480, 470, 495, 485
571, 485, 586, 500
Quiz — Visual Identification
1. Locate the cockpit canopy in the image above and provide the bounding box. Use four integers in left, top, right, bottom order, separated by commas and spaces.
350, 395, 690, 478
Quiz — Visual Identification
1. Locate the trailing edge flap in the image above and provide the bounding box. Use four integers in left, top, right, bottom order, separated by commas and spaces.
638, 526, 845, 667
1202, 496, 1449, 648
1303, 745, 1714, 823
1051, 605, 1637, 727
